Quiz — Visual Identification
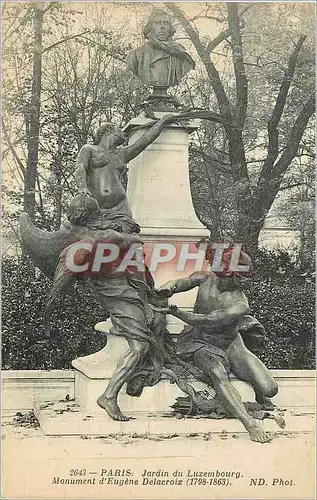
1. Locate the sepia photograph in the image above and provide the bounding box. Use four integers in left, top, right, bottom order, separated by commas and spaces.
1, 1, 315, 498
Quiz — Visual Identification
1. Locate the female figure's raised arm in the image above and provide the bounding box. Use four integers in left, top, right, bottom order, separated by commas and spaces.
122, 113, 175, 162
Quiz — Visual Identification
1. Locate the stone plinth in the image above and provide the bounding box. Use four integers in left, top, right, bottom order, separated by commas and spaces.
71, 321, 316, 418
24, 321, 315, 437
34, 356, 316, 436
35, 347, 316, 436
72, 321, 190, 414
125, 113, 209, 330
125, 113, 208, 237
72, 321, 254, 415
73, 333, 183, 414
34, 400, 316, 437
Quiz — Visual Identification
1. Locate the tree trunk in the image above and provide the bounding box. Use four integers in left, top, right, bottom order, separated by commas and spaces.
54, 138, 63, 230
23, 4, 43, 220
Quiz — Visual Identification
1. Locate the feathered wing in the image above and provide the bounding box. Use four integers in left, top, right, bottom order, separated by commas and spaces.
43, 250, 76, 331
19, 212, 93, 278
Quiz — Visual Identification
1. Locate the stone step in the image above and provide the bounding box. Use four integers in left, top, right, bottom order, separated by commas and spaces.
34, 400, 315, 437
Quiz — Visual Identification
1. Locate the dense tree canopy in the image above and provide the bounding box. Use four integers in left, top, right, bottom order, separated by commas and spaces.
2, 2, 315, 254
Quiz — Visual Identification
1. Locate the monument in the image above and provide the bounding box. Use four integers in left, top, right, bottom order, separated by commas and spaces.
19, 7, 283, 442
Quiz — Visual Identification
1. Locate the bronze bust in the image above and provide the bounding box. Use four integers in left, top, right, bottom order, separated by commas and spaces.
126, 9, 195, 90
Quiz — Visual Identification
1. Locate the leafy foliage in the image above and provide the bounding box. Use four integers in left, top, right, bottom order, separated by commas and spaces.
245, 280, 315, 369
2, 257, 107, 370
241, 248, 315, 369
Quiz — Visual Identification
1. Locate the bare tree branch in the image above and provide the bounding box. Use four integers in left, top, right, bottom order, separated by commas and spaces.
273, 95, 315, 177
205, 5, 252, 54
188, 8, 208, 22
2, 118, 26, 175
190, 146, 230, 174
165, 2, 234, 127
206, 28, 231, 53
279, 181, 314, 191
239, 5, 254, 18
42, 31, 90, 54
261, 35, 307, 178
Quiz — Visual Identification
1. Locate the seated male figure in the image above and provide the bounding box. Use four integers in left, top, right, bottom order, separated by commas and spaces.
152, 250, 278, 443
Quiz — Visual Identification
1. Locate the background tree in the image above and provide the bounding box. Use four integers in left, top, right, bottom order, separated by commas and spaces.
277, 153, 315, 261
2, 2, 315, 255
167, 2, 315, 254
2, 2, 147, 231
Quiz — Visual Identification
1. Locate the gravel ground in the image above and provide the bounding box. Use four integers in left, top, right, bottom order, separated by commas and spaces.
2, 413, 315, 499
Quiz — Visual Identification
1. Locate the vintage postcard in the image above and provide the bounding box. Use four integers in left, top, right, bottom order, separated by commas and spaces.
1, 1, 315, 499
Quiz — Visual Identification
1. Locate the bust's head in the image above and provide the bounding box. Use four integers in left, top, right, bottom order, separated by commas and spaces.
143, 9, 176, 42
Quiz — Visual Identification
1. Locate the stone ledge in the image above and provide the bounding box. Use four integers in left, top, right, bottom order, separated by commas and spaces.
34, 400, 315, 437
2, 370, 75, 413
3, 369, 313, 381
75, 373, 315, 414
2, 369, 315, 413
137, 226, 210, 237
269, 370, 316, 379
2, 370, 74, 380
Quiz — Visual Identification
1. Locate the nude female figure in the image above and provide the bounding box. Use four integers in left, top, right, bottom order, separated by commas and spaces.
70, 114, 176, 422
73, 114, 173, 232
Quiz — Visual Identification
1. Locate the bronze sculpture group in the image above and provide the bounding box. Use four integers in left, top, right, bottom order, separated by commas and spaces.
20, 9, 283, 443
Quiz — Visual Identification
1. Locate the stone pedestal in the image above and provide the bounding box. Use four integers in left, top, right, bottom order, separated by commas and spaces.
34, 321, 316, 436
36, 340, 317, 436
125, 113, 208, 236
125, 113, 209, 332
71, 320, 255, 418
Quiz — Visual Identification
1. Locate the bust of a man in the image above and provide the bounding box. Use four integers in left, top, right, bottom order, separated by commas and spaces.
126, 8, 195, 89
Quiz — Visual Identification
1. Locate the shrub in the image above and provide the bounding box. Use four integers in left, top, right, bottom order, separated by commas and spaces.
240, 247, 315, 369
2, 257, 107, 369
253, 247, 315, 282
242, 280, 315, 369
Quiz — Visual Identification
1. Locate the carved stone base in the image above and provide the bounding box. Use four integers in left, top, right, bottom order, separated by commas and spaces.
72, 320, 189, 414
72, 322, 128, 379
71, 322, 316, 415
141, 92, 182, 112
34, 326, 315, 437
